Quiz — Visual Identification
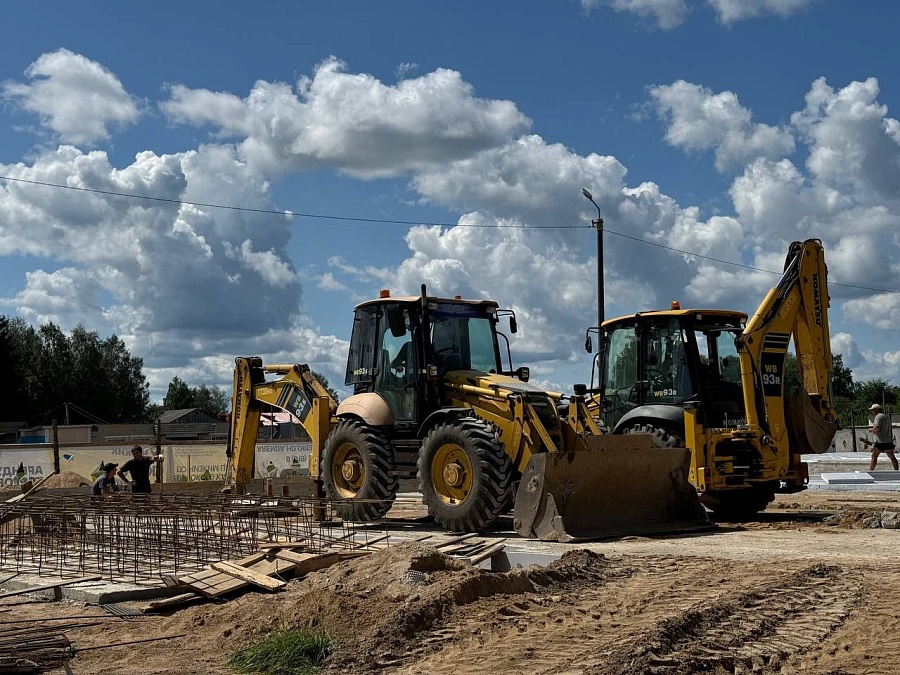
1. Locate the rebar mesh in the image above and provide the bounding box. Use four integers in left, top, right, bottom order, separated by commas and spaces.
0, 493, 390, 585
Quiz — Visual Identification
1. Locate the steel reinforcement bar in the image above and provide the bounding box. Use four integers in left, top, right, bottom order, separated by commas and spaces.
0, 493, 390, 584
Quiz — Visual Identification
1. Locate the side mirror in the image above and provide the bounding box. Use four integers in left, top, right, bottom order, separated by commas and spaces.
509, 316, 518, 334
585, 335, 593, 354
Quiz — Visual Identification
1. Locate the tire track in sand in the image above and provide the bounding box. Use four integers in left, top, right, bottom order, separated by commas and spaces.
595, 563, 859, 675
387, 556, 833, 675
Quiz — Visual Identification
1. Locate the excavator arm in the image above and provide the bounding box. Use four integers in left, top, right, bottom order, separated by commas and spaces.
226, 357, 336, 491
739, 239, 839, 453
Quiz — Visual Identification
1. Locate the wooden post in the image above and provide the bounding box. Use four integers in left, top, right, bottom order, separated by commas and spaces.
52, 420, 61, 473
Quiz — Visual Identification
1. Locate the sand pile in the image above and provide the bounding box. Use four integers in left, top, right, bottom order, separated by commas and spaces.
42, 471, 91, 488
151, 542, 611, 674
0, 471, 91, 495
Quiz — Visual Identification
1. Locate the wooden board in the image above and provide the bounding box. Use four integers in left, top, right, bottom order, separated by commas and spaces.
467, 541, 507, 565
177, 552, 291, 597
141, 592, 203, 612
272, 550, 339, 574
211, 561, 287, 590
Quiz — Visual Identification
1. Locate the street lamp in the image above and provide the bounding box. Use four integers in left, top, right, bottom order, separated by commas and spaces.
582, 188, 604, 328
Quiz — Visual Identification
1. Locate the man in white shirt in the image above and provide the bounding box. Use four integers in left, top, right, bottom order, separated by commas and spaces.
868, 403, 897, 470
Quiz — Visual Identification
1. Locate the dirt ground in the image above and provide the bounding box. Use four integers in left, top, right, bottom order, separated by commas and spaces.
7, 489, 900, 675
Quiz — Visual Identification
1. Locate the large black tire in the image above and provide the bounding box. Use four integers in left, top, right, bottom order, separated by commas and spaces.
622, 423, 683, 448
322, 419, 398, 522
417, 417, 512, 532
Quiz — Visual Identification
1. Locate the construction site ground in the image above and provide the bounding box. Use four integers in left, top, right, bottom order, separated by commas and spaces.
5, 486, 900, 675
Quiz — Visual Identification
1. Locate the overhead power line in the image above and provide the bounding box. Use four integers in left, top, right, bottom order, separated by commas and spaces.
1, 174, 897, 295
0, 175, 570, 229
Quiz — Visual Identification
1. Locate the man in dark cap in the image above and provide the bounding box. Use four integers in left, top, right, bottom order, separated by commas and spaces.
91, 463, 119, 497
118, 445, 163, 494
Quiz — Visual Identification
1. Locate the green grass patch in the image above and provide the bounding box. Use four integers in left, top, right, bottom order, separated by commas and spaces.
227, 627, 337, 675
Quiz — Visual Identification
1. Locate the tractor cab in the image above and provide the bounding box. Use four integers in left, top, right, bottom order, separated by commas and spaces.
343, 288, 519, 429
592, 309, 748, 434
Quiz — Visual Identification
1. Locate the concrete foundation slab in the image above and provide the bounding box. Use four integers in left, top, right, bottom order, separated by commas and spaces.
868, 471, 900, 482
0, 574, 180, 605
821, 472, 875, 484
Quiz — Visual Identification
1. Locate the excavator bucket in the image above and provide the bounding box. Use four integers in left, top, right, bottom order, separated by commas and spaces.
785, 393, 840, 455
513, 434, 712, 542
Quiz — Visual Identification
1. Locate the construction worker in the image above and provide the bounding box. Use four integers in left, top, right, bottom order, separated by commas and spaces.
118, 445, 164, 494
91, 463, 119, 498
868, 403, 897, 471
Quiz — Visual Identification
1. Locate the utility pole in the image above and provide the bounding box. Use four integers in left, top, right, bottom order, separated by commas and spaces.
582, 188, 605, 328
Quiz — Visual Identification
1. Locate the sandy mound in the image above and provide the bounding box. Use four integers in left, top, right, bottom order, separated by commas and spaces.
151, 542, 611, 674
1, 471, 90, 495
42, 471, 92, 488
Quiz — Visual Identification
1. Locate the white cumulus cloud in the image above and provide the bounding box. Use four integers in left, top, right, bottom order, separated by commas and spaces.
649, 80, 795, 171
707, 0, 817, 24
582, 0, 689, 29
161, 57, 530, 178
2, 49, 140, 144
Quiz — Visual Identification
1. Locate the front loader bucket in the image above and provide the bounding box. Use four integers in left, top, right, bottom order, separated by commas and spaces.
785, 393, 839, 455
513, 434, 712, 542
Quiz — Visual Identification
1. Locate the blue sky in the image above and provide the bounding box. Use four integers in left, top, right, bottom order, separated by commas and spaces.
1, 0, 899, 402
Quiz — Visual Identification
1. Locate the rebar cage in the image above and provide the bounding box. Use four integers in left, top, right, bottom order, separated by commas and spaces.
0, 493, 390, 585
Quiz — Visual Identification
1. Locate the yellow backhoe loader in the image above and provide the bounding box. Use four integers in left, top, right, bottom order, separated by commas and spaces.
226, 285, 710, 541
586, 239, 840, 516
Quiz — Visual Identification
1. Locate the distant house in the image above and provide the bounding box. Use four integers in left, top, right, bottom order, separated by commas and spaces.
158, 408, 221, 440
259, 411, 306, 440
158, 409, 219, 425
0, 422, 25, 445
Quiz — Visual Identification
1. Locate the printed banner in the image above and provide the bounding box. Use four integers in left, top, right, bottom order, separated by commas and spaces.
254, 442, 313, 478
168, 445, 228, 483
2, 441, 317, 485
0, 448, 54, 486
58, 446, 152, 483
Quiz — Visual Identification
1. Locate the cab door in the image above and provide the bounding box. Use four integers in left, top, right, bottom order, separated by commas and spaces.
599, 322, 639, 430
376, 304, 418, 423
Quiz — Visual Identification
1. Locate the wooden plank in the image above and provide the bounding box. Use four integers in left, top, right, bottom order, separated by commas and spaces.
211, 561, 287, 591
234, 551, 269, 566
247, 558, 295, 577
180, 549, 309, 598
183, 570, 258, 597
258, 541, 308, 549
0, 575, 102, 599
161, 574, 183, 589
434, 532, 479, 549
455, 540, 494, 555
467, 541, 507, 566
3, 471, 58, 503
436, 541, 485, 555
343, 533, 391, 550
272, 551, 339, 574
141, 592, 203, 612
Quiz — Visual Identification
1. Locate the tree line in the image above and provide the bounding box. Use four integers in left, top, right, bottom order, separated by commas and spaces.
784, 353, 898, 426
0, 317, 339, 426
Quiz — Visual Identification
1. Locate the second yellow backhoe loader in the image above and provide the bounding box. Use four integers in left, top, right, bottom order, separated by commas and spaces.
586, 239, 840, 516
226, 285, 710, 541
